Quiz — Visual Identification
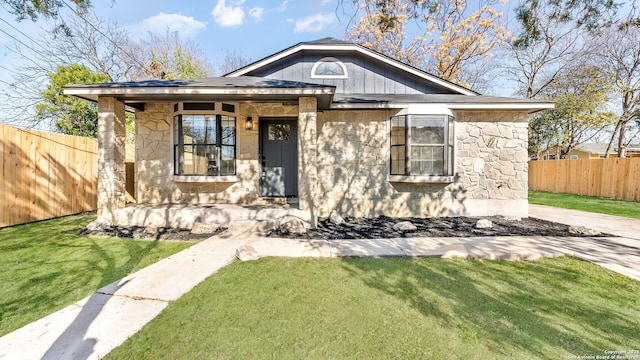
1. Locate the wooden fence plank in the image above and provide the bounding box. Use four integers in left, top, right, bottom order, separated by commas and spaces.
0, 125, 100, 227
529, 158, 640, 201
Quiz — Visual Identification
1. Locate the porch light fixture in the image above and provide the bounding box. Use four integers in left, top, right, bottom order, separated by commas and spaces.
245, 116, 254, 130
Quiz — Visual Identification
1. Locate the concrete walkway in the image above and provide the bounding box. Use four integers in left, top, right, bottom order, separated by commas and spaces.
1, 207, 639, 359
529, 204, 640, 240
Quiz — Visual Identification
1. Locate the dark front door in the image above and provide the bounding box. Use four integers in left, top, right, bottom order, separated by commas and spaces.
259, 118, 298, 197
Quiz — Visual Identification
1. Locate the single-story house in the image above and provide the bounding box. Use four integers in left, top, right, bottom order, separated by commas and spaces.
541, 143, 640, 160
64, 38, 553, 228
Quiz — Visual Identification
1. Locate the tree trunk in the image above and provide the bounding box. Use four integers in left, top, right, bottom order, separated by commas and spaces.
605, 120, 621, 158
617, 123, 627, 158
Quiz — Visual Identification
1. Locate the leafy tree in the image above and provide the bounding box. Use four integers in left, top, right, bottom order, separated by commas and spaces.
513, 0, 636, 47
1, 0, 91, 35
1, 0, 90, 21
35, 63, 109, 137
529, 65, 616, 158
345, 0, 511, 85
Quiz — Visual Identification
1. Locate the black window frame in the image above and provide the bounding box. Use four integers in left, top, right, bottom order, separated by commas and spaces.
390, 114, 455, 176
173, 105, 237, 176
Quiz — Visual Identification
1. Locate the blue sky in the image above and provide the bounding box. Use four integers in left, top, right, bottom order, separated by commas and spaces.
0, 0, 356, 76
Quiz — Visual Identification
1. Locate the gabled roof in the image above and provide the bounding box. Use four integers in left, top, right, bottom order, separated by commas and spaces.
225, 37, 478, 96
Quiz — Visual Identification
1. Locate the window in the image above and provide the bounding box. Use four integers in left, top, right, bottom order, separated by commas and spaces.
311, 57, 348, 78
390, 115, 454, 177
173, 103, 236, 176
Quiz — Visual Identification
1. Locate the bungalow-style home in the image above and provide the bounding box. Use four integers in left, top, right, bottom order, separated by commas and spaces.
541, 143, 640, 160
64, 38, 553, 228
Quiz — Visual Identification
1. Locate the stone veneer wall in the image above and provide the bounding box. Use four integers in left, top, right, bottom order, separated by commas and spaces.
97, 97, 126, 218
134, 101, 529, 218
135, 102, 298, 204
314, 109, 530, 218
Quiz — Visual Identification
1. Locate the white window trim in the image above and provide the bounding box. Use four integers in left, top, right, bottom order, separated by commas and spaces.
173, 175, 239, 183
387, 175, 455, 184
388, 110, 456, 183
311, 57, 348, 79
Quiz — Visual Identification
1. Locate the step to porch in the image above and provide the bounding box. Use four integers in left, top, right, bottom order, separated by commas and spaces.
104, 203, 311, 229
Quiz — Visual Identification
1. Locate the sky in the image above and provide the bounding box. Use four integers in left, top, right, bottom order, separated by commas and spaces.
0, 0, 357, 77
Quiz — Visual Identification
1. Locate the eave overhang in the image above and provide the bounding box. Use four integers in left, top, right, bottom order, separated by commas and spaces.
63, 77, 337, 110
329, 94, 555, 113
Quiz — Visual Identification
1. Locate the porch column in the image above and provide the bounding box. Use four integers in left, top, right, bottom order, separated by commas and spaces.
298, 97, 318, 228
97, 96, 126, 219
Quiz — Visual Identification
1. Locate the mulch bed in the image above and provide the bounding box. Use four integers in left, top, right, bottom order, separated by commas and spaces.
272, 216, 609, 240
79, 225, 224, 241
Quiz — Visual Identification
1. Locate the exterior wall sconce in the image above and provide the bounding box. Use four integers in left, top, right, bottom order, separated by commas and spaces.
245, 116, 254, 130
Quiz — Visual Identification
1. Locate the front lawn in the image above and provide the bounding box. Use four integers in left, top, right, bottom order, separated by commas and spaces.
0, 212, 193, 336
108, 257, 639, 359
529, 190, 640, 219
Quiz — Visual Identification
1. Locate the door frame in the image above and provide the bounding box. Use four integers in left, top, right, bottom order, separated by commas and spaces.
258, 117, 299, 197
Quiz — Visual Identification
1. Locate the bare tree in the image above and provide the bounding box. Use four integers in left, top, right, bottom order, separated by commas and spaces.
217, 50, 251, 76
0, 12, 212, 128
345, 0, 511, 85
594, 24, 640, 157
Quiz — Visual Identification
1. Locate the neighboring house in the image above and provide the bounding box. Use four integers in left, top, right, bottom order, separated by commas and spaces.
541, 143, 640, 160
64, 38, 553, 227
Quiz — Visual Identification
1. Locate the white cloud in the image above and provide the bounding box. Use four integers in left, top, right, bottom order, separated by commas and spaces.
248, 7, 264, 21
212, 0, 245, 27
321, 0, 332, 5
127, 13, 206, 38
294, 13, 335, 33
279, 0, 289, 12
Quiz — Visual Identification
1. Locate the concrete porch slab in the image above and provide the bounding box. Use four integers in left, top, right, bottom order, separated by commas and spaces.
102, 203, 312, 228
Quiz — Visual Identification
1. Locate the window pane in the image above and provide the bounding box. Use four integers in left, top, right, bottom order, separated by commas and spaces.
221, 116, 236, 145
183, 102, 215, 111
205, 145, 219, 176
181, 115, 216, 145
315, 62, 344, 76
391, 145, 406, 175
174, 113, 236, 176
411, 146, 444, 175
269, 124, 291, 140
411, 116, 444, 144
391, 116, 405, 145
220, 145, 235, 175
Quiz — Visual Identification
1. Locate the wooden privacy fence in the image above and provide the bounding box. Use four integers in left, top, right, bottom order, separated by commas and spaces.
528, 158, 640, 201
0, 124, 98, 227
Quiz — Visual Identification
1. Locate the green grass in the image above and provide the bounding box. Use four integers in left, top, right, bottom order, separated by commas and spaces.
529, 190, 640, 219
0, 212, 193, 336
107, 257, 639, 360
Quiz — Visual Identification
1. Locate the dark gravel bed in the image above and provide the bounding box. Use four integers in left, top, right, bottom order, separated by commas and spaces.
273, 216, 609, 239
79, 226, 224, 241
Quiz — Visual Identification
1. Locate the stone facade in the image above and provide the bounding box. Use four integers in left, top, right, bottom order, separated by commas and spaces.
97, 97, 126, 218
134, 102, 298, 205
313, 109, 529, 218
122, 100, 530, 221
